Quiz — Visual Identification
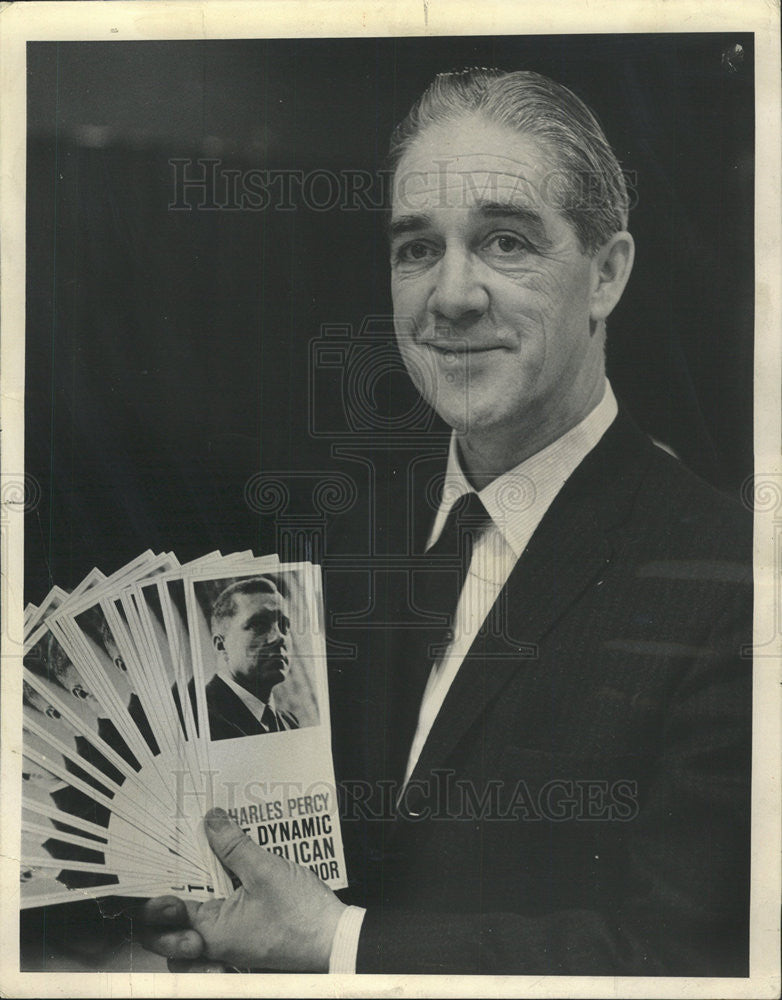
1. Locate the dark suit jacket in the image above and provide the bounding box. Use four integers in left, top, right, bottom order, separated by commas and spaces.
204, 674, 299, 741
324, 410, 752, 976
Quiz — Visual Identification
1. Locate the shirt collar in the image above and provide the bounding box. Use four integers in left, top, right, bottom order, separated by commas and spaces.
429, 380, 618, 557
218, 669, 275, 724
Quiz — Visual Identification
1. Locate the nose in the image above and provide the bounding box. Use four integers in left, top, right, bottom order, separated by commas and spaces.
427, 246, 488, 326
266, 621, 287, 650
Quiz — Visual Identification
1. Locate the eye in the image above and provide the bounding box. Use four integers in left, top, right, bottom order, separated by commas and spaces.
393, 240, 440, 266
482, 232, 532, 257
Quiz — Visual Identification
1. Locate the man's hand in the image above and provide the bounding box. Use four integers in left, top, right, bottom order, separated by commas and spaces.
141, 808, 347, 972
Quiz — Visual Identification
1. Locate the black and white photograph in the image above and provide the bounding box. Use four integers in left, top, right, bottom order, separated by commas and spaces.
184, 562, 346, 898
189, 571, 321, 741
0, 0, 779, 995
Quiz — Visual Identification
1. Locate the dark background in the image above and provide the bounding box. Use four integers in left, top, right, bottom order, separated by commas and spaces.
25, 34, 755, 601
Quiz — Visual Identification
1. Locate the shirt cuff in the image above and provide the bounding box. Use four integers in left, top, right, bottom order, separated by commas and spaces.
328, 905, 366, 973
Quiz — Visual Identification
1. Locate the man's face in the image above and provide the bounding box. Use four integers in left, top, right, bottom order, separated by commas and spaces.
214, 590, 290, 699
102, 632, 128, 674
42, 637, 100, 708
390, 114, 606, 449
22, 681, 61, 720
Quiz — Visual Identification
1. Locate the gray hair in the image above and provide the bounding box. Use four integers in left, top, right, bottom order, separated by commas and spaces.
388, 67, 630, 253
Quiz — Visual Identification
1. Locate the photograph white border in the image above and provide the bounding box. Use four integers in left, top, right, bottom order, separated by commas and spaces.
1, 1, 779, 997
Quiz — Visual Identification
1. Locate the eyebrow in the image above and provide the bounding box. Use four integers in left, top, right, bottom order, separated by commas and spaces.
388, 200, 554, 249
388, 213, 430, 240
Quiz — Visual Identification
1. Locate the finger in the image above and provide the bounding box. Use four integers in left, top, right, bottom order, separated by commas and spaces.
204, 808, 273, 886
142, 928, 205, 961
168, 957, 226, 973
141, 894, 203, 928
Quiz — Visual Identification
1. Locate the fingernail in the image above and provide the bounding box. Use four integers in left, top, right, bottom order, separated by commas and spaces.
162, 903, 179, 920
205, 807, 230, 829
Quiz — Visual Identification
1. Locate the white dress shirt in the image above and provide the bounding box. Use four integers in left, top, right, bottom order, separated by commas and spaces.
329, 380, 619, 972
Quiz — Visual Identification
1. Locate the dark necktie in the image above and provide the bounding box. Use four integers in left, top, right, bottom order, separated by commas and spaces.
387, 491, 492, 785
416, 491, 492, 661
261, 705, 278, 733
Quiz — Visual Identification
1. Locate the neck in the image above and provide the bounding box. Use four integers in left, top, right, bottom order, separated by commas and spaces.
456, 377, 606, 490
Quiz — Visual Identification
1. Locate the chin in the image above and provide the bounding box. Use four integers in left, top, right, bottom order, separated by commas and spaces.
427, 392, 477, 433
266, 662, 288, 681
430, 374, 529, 432
435, 401, 504, 438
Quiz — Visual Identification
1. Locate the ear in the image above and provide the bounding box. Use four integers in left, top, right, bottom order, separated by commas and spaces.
212, 634, 225, 655
589, 230, 635, 324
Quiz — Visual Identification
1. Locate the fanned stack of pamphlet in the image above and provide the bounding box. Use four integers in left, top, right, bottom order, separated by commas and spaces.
20, 550, 347, 907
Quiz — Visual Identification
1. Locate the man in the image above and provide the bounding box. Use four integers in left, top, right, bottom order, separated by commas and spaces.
204, 577, 299, 740
24, 631, 142, 771
96, 614, 160, 755
22, 679, 125, 791
142, 68, 752, 975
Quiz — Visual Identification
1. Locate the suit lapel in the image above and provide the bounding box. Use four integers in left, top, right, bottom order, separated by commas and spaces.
405, 409, 652, 788
407, 503, 613, 785
209, 676, 265, 738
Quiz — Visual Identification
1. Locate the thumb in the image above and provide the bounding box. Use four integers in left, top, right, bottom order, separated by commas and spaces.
204, 808, 272, 887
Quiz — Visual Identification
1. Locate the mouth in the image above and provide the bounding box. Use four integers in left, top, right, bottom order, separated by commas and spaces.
263, 653, 289, 671
425, 343, 505, 362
